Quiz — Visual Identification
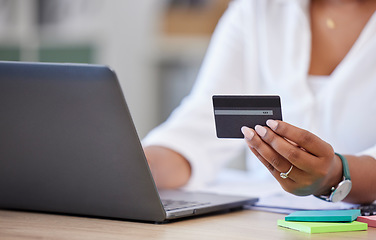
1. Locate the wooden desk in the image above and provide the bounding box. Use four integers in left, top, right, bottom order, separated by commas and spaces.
0, 209, 375, 239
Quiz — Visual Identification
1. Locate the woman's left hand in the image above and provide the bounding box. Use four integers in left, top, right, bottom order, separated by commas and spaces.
241, 120, 343, 197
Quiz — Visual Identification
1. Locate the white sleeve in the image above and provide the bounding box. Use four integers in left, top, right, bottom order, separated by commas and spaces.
357, 145, 376, 160
142, 0, 255, 189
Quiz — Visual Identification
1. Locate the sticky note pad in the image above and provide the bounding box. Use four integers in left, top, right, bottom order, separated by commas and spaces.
285, 209, 361, 222
278, 220, 367, 233
357, 215, 376, 228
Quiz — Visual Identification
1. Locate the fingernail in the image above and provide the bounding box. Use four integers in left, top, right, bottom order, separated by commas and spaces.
241, 126, 254, 140
255, 125, 267, 137
266, 119, 278, 130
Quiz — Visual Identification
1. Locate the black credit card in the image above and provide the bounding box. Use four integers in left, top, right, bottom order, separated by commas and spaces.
213, 95, 282, 138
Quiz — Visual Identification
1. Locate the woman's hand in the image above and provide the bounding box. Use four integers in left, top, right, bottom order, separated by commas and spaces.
241, 120, 343, 197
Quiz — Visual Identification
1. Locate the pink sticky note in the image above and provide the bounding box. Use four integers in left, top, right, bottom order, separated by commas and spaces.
357, 216, 376, 228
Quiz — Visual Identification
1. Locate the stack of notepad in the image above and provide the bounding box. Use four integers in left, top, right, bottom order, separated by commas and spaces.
278, 209, 368, 234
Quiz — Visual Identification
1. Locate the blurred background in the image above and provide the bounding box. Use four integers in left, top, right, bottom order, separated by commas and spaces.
0, 0, 231, 138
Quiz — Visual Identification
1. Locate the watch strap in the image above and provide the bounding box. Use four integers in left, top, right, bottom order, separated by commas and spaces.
335, 153, 351, 180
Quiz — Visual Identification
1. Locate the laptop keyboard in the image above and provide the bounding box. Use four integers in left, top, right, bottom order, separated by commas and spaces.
162, 199, 210, 211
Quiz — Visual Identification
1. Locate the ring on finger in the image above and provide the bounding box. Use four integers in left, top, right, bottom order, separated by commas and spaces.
280, 165, 293, 179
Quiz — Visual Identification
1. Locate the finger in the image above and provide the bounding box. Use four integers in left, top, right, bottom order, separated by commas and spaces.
242, 126, 304, 181
242, 126, 290, 173
248, 143, 297, 183
243, 127, 314, 195
266, 120, 333, 158
254, 125, 317, 172
251, 145, 317, 196
249, 145, 309, 195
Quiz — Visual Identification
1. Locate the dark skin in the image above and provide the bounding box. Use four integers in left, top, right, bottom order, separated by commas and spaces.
309, 0, 376, 75
144, 0, 376, 204
242, 121, 376, 204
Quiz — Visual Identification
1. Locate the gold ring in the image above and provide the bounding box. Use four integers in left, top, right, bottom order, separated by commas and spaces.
280, 165, 293, 179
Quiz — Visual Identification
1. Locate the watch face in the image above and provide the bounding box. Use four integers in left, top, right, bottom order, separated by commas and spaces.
331, 180, 352, 202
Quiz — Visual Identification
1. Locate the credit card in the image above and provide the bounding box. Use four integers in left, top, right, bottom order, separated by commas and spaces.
212, 95, 282, 138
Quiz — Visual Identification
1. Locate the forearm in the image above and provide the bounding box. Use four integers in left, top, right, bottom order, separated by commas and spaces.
344, 154, 376, 204
143, 146, 191, 189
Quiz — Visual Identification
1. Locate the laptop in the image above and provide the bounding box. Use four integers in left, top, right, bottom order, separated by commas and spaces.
0, 61, 257, 223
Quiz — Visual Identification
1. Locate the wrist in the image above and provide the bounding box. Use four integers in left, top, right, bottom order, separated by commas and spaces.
315, 153, 352, 202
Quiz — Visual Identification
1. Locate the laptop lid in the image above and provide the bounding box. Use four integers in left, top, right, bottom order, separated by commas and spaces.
0, 61, 256, 223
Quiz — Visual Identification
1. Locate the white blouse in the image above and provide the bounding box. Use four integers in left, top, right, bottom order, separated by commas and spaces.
143, 0, 376, 189
307, 75, 330, 96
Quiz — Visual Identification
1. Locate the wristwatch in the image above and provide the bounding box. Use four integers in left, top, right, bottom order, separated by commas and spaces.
315, 153, 352, 203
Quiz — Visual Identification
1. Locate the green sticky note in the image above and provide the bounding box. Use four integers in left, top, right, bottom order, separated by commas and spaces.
285, 209, 361, 222
278, 220, 367, 233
